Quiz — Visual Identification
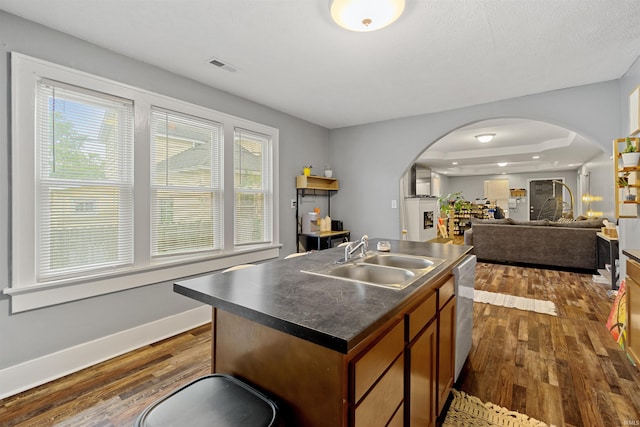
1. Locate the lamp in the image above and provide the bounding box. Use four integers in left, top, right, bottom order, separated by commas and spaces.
475, 133, 495, 143
581, 194, 603, 203
330, 0, 405, 32
581, 172, 603, 217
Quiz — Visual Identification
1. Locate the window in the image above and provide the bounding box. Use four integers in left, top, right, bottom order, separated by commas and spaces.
234, 128, 273, 246
36, 80, 134, 282
151, 108, 223, 256
9, 53, 279, 312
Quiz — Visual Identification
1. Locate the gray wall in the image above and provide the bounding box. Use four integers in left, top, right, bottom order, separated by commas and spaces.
329, 81, 621, 240
0, 12, 329, 369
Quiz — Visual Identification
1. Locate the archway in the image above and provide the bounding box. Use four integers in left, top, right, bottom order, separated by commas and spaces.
399, 118, 611, 240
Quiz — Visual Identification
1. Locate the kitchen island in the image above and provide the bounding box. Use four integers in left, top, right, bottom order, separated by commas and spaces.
174, 238, 472, 426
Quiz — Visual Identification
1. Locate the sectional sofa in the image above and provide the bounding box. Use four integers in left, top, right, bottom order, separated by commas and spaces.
463, 218, 606, 270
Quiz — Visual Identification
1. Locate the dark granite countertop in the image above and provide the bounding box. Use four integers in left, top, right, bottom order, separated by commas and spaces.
623, 249, 640, 263
174, 238, 472, 354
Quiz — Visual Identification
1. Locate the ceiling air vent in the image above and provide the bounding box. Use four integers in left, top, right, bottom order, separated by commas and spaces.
208, 57, 237, 73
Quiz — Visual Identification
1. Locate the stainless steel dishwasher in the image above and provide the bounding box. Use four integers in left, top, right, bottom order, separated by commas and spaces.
453, 254, 476, 382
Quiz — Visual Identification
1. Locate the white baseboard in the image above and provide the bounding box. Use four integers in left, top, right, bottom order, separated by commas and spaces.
0, 305, 211, 400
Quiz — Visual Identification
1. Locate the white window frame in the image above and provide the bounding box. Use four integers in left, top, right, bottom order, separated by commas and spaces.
6, 53, 280, 313
233, 127, 274, 247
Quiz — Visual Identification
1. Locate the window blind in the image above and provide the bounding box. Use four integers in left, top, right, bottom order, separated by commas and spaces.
36, 80, 134, 281
151, 108, 222, 256
234, 127, 272, 246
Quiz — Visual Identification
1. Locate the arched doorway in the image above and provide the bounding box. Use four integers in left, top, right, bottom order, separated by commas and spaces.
399, 118, 610, 240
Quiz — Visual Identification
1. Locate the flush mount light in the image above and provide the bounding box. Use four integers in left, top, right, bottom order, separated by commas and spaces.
475, 133, 495, 143
452, 162, 458, 165
532, 155, 541, 159
497, 162, 508, 167
330, 0, 405, 32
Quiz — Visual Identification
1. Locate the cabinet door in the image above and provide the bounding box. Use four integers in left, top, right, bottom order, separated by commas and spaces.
628, 260, 640, 365
437, 296, 456, 414
407, 319, 437, 427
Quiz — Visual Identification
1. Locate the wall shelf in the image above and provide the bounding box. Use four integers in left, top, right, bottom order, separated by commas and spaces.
614, 137, 640, 218
296, 175, 339, 191
295, 176, 345, 252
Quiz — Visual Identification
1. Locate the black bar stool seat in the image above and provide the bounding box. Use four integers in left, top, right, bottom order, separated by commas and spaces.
135, 374, 279, 427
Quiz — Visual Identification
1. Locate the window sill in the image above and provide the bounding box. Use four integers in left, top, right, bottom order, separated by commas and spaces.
3, 245, 281, 313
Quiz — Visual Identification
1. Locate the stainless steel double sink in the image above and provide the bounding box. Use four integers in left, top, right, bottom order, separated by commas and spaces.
302, 252, 444, 290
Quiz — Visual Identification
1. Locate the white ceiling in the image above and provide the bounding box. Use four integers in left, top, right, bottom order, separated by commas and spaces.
1, 0, 639, 174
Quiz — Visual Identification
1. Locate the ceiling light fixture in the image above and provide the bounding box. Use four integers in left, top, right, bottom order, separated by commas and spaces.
532, 155, 540, 159
475, 133, 495, 143
329, 0, 405, 32
497, 162, 508, 167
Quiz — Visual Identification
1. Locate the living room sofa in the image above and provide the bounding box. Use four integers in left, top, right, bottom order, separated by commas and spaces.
463, 218, 606, 270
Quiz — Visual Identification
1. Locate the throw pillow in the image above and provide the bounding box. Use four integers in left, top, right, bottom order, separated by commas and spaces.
511, 219, 549, 226
469, 218, 513, 225
549, 218, 605, 228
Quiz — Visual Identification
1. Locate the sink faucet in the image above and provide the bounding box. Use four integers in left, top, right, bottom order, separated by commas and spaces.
342, 235, 369, 262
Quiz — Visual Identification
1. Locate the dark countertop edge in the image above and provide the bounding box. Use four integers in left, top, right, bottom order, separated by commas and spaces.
623, 249, 640, 263
174, 283, 351, 353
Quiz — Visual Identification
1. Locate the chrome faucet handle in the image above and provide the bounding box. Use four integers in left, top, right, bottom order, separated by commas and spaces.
360, 235, 369, 255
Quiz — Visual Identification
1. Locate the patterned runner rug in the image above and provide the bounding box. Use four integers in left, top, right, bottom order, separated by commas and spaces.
443, 389, 552, 427
473, 290, 557, 316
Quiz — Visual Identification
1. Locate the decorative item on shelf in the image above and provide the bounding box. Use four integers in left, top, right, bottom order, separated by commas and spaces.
324, 165, 333, 178
621, 137, 640, 167
617, 174, 629, 187
509, 188, 526, 197
303, 165, 312, 176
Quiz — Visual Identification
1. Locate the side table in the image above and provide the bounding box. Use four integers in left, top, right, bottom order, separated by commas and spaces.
596, 232, 619, 290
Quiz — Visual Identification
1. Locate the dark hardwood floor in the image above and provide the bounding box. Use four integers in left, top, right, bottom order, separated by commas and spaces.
458, 262, 640, 427
1, 261, 639, 426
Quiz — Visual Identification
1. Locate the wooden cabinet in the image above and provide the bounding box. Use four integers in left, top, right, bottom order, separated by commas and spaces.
614, 137, 640, 218
405, 277, 456, 427
627, 258, 640, 365
213, 273, 458, 427
406, 292, 438, 427
351, 320, 405, 427
437, 278, 456, 415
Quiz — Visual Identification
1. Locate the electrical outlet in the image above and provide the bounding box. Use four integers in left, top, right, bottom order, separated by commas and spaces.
291, 199, 297, 209
391, 199, 397, 209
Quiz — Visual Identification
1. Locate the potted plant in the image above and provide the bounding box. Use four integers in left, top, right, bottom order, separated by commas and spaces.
323, 165, 333, 178
621, 137, 640, 167
618, 173, 636, 201
438, 191, 471, 216
303, 165, 312, 176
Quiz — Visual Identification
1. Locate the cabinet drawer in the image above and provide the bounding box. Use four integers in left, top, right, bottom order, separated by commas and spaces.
353, 320, 404, 403
406, 291, 437, 342
438, 276, 455, 308
354, 355, 404, 427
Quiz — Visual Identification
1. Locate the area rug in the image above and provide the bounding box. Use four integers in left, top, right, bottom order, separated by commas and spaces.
473, 290, 557, 316
443, 389, 552, 427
